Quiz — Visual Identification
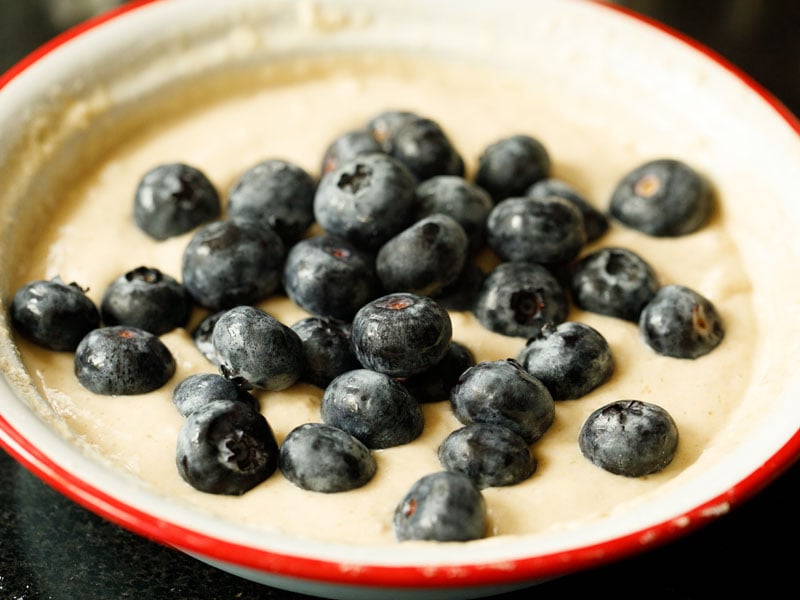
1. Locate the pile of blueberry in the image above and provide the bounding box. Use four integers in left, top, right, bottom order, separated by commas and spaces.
9, 109, 726, 543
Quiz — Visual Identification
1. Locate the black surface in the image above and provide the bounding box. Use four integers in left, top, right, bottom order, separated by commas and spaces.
2, 1, 799, 598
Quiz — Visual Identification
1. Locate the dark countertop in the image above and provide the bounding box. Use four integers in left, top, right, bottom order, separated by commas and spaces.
2, 1, 799, 599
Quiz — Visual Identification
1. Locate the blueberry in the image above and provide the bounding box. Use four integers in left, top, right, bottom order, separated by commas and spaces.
290, 316, 360, 389
176, 399, 278, 495
181, 218, 285, 310
472, 261, 569, 338
438, 423, 535, 488
226, 159, 316, 245
365, 109, 419, 151
401, 340, 475, 403
100, 266, 192, 336
433, 261, 486, 312
393, 471, 487, 542
527, 177, 609, 242
172, 372, 259, 417
487, 195, 586, 265
385, 116, 465, 182
375, 214, 468, 296
450, 359, 555, 444
517, 321, 614, 400
579, 399, 679, 477
74, 326, 175, 395
321, 368, 424, 449
191, 310, 225, 365
320, 129, 384, 175
212, 305, 304, 391
351, 292, 452, 377
279, 422, 377, 493
313, 153, 416, 251
475, 134, 550, 203
133, 162, 220, 240
569, 247, 660, 322
639, 284, 725, 358
282, 233, 381, 321
609, 158, 713, 237
10, 277, 100, 351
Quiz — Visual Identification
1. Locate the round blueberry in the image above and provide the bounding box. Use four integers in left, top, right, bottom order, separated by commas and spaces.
401, 340, 475, 403
609, 158, 713, 237
386, 116, 464, 182
191, 310, 225, 366
365, 109, 419, 151
320, 129, 384, 175
74, 326, 175, 395
172, 372, 259, 418
133, 162, 220, 240
517, 321, 614, 400
351, 293, 452, 377
639, 284, 725, 359
290, 316, 360, 389
393, 471, 487, 542
433, 261, 486, 312
579, 399, 679, 477
321, 368, 424, 449
527, 177, 609, 242
10, 277, 100, 351
475, 134, 550, 203
279, 422, 377, 493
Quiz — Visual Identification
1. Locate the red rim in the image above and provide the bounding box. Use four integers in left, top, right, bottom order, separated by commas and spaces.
2, 0, 800, 591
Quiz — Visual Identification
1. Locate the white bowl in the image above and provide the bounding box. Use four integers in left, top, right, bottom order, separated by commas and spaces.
1, 1, 800, 599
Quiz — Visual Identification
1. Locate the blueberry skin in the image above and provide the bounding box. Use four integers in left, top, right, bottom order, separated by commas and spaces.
181, 218, 285, 310
639, 284, 725, 359
438, 423, 535, 488
279, 422, 377, 493
100, 266, 192, 336
351, 293, 452, 377
172, 372, 259, 417
176, 399, 279, 495
321, 368, 424, 449
320, 129, 384, 175
313, 153, 417, 251
527, 177, 609, 243
133, 162, 220, 240
393, 471, 487, 542
212, 305, 304, 391
191, 310, 226, 365
450, 359, 555, 444
402, 340, 476, 403
227, 159, 316, 245
609, 158, 713, 237
376, 214, 468, 297
282, 233, 381, 321
517, 321, 614, 400
365, 109, 419, 151
475, 134, 551, 203
74, 326, 175, 395
487, 195, 586, 265
290, 316, 360, 389
386, 117, 465, 182
472, 261, 569, 338
570, 246, 660, 322
434, 261, 486, 312
10, 278, 100, 351
579, 399, 679, 477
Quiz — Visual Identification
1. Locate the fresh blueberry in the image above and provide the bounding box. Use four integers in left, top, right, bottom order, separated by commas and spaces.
393, 471, 487, 542
176, 399, 278, 495
279, 422, 377, 493
321, 368, 424, 449
133, 162, 220, 240
290, 316, 360, 389
639, 284, 725, 358
375, 214, 468, 296
100, 266, 192, 336
365, 109, 419, 151
226, 159, 316, 245
438, 423, 535, 488
609, 158, 713, 237
472, 261, 569, 338
320, 129, 384, 175
569, 246, 660, 322
313, 153, 416, 251
10, 277, 100, 351
579, 399, 679, 477
212, 305, 304, 391
517, 321, 614, 400
282, 233, 381, 321
181, 218, 285, 310
74, 325, 175, 395
401, 340, 475, 403
487, 195, 586, 265
433, 261, 486, 312
172, 372, 259, 417
351, 292, 452, 377
527, 177, 609, 242
385, 116, 464, 182
450, 359, 555, 444
191, 310, 225, 365
474, 134, 550, 203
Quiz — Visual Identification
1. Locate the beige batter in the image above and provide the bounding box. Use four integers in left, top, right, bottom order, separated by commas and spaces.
10, 57, 755, 546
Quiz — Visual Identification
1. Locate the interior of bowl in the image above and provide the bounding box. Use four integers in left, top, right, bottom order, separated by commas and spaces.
1, 0, 800, 593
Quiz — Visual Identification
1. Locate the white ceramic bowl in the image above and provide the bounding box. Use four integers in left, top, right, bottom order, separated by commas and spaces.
1, 1, 800, 599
